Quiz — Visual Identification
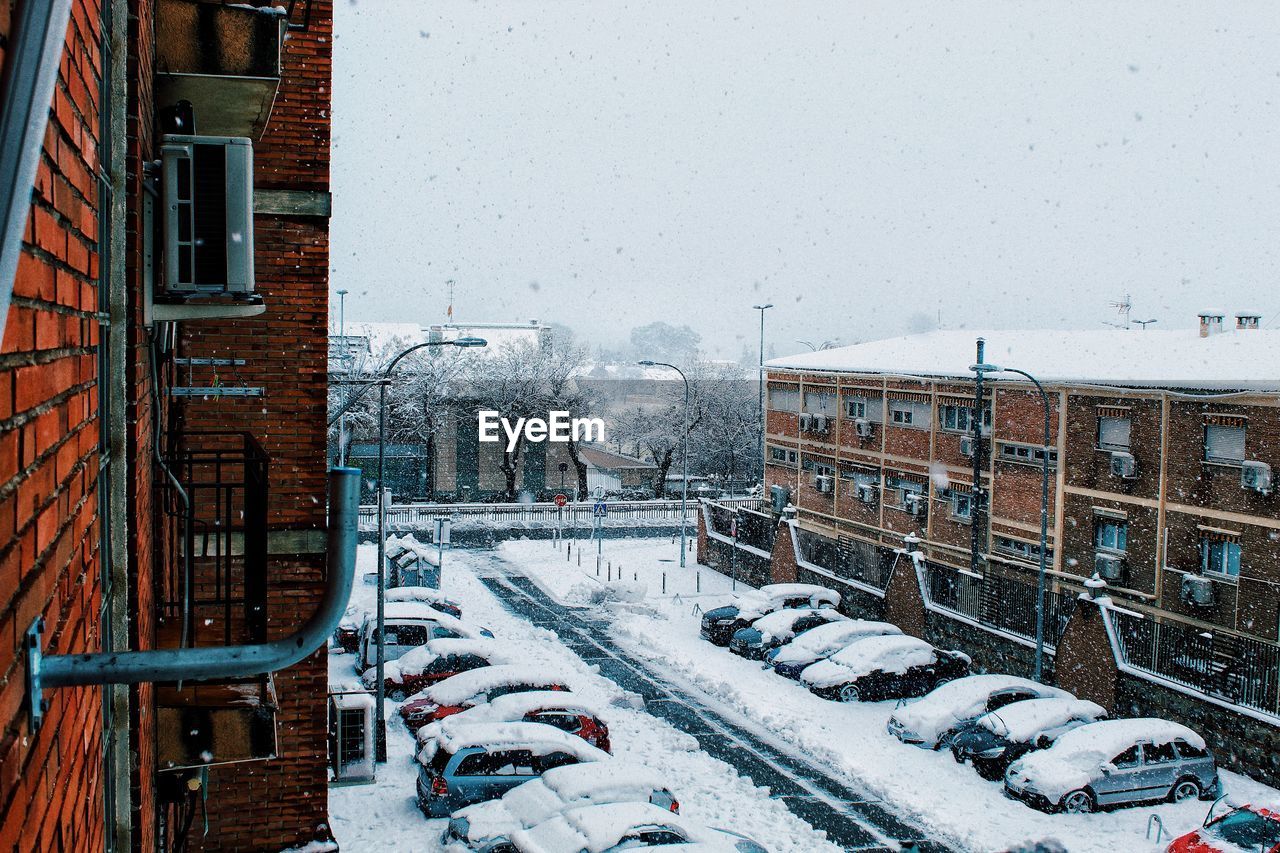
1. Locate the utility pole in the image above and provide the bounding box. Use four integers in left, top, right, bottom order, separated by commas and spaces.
752, 304, 773, 483
336, 288, 349, 467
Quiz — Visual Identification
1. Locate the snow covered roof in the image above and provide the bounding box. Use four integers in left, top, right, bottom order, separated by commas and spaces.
976, 698, 1107, 742
425, 665, 572, 706
766, 328, 1280, 391
1041, 717, 1205, 759
577, 447, 657, 471
826, 635, 935, 675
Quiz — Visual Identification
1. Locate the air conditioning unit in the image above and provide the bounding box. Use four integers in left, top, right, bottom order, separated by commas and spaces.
813, 474, 834, 494
1093, 552, 1125, 582
959, 436, 975, 458
856, 483, 878, 505
798, 413, 813, 432
1110, 451, 1137, 480
904, 492, 926, 517
813, 414, 829, 434
160, 134, 255, 296
854, 418, 873, 438
328, 692, 375, 783
1241, 460, 1273, 495
769, 484, 791, 514
1180, 574, 1216, 608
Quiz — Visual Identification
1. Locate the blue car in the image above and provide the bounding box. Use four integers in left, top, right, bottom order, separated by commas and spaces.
416, 720, 610, 818
728, 608, 847, 660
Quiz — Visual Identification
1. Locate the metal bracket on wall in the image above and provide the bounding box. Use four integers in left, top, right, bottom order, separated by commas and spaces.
169, 387, 264, 397
25, 619, 47, 731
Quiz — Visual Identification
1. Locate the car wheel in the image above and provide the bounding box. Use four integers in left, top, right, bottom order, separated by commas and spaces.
1061, 789, 1094, 814
935, 728, 958, 750
949, 745, 966, 764
838, 684, 862, 703
388, 687, 406, 702
932, 676, 954, 692
1169, 778, 1201, 803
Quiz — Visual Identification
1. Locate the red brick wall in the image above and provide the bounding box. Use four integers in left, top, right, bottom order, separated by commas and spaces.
0, 0, 108, 849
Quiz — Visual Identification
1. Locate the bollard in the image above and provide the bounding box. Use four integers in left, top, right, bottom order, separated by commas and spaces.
662, 572, 666, 594
633, 571, 637, 582
696, 571, 701, 593
577, 551, 581, 567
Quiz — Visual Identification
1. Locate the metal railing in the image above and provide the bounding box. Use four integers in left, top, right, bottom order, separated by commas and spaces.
360, 497, 762, 529
789, 528, 893, 591
704, 501, 776, 553
1109, 609, 1280, 716
924, 562, 1075, 647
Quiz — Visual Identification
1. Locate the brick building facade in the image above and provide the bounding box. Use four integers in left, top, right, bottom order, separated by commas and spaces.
0, 0, 335, 849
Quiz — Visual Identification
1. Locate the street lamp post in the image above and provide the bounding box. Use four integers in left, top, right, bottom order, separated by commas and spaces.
752, 304, 773, 484
373, 335, 486, 761
970, 348, 1053, 683
639, 360, 690, 568
336, 289, 349, 466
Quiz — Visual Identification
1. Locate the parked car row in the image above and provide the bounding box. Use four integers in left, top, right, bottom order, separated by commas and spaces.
698, 583, 1226, 818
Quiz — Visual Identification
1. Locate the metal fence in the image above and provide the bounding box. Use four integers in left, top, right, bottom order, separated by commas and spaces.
704, 501, 776, 553
1109, 609, 1280, 716
787, 528, 894, 591
360, 497, 762, 529
924, 562, 1076, 648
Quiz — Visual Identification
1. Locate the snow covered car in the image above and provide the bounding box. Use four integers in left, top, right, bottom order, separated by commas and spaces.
1165, 802, 1280, 852
727, 607, 847, 660
1004, 718, 1219, 813
399, 665, 573, 729
356, 601, 493, 672
699, 584, 841, 646
886, 673, 1072, 749
416, 721, 610, 818
417, 691, 612, 753
335, 588, 463, 652
508, 801, 769, 853
441, 761, 678, 851
800, 635, 970, 702
764, 620, 902, 679
363, 638, 518, 700
949, 697, 1108, 780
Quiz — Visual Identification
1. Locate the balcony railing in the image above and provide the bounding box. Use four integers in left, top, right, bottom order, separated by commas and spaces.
924, 562, 1076, 648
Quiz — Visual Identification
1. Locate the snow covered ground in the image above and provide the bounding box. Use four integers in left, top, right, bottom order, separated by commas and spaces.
327, 543, 843, 853
499, 536, 1280, 853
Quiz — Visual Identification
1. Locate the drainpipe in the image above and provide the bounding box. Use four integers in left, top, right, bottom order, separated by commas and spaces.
27, 468, 359, 715
0, 0, 76, 350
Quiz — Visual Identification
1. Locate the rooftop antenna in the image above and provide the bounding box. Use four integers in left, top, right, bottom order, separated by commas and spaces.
1103, 293, 1133, 329
446, 279, 455, 324
1133, 318, 1157, 329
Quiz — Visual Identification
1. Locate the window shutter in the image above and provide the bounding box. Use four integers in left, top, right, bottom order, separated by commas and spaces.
1205, 425, 1246, 463
1099, 417, 1131, 450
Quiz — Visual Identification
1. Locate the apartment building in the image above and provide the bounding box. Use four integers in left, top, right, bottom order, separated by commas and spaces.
0, 0, 334, 849
758, 319, 1280, 781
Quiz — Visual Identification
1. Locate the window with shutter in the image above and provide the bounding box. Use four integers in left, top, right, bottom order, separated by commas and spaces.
1204, 424, 1246, 464
1098, 417, 1131, 451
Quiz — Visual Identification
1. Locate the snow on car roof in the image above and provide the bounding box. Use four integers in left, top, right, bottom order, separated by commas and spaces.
751, 607, 846, 635
391, 638, 515, 676
788, 620, 900, 652
384, 585, 451, 604
759, 583, 841, 605
889, 673, 1068, 741
977, 698, 1106, 742
483, 690, 605, 721
426, 665, 571, 706
540, 761, 667, 802
380, 601, 455, 622
766, 328, 1280, 391
433, 720, 608, 757
531, 802, 698, 853
826, 634, 935, 674
1044, 717, 1206, 759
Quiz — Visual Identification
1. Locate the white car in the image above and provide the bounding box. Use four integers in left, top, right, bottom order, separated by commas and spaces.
886, 673, 1072, 748
441, 761, 678, 851
356, 601, 493, 672
949, 697, 1108, 779
727, 607, 849, 659
699, 584, 841, 645
800, 634, 971, 702
765, 620, 902, 679
509, 802, 769, 853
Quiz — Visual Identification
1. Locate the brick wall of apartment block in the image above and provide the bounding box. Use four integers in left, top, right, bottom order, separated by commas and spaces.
0, 0, 109, 849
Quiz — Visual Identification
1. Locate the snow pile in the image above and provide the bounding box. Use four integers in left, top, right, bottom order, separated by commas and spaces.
566, 580, 648, 606
889, 675, 1070, 746
801, 635, 935, 688
977, 698, 1107, 743
770, 620, 900, 664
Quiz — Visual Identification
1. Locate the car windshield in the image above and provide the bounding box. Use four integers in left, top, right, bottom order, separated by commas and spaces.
1210, 809, 1280, 847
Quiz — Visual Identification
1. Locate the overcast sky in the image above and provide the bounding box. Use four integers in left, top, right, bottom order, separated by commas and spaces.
330, 1, 1280, 361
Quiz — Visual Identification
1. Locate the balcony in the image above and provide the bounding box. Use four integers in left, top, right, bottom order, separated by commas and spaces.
155, 0, 289, 139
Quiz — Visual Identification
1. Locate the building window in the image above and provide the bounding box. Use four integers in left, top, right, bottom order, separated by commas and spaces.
1200, 538, 1241, 578
769, 387, 801, 413
950, 491, 973, 520
939, 404, 991, 433
810, 462, 835, 477
768, 446, 798, 466
804, 390, 836, 414
885, 476, 924, 509
997, 441, 1058, 469
1097, 417, 1132, 451
889, 401, 929, 429
1204, 424, 1246, 465
840, 468, 880, 488
845, 397, 868, 419
1094, 519, 1127, 552
994, 536, 1053, 563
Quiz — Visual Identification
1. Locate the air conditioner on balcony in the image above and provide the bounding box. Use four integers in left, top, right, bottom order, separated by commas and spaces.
1110, 451, 1137, 479
856, 483, 878, 505
328, 692, 375, 783
1180, 573, 1216, 608
959, 436, 975, 458
904, 492, 926, 517
161, 134, 255, 296
1241, 460, 1273, 495
813, 475, 834, 494
854, 418, 873, 438
1093, 552, 1125, 582
813, 414, 829, 434
798, 413, 813, 432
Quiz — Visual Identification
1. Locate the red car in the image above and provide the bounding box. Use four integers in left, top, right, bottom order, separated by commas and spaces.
397, 665, 571, 730
361, 638, 516, 700
414, 691, 612, 753
1167, 804, 1280, 852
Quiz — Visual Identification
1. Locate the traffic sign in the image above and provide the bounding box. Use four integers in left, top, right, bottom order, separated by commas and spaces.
593, 501, 607, 518
553, 493, 568, 508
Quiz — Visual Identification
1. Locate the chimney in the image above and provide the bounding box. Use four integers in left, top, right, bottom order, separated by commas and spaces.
1236, 312, 1262, 330
1198, 312, 1225, 338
